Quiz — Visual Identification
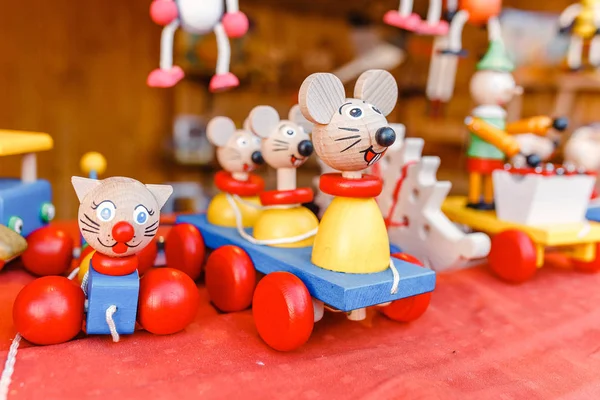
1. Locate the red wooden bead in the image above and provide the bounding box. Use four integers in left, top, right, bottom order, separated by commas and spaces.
319, 173, 383, 198
205, 245, 256, 312
0, 260, 5, 272
214, 171, 265, 196
165, 223, 205, 280
80, 244, 95, 259
259, 188, 314, 206
13, 276, 85, 345
381, 292, 432, 322
488, 230, 537, 283
137, 268, 200, 335
253, 272, 314, 351
392, 252, 424, 267
91, 252, 138, 276
21, 226, 74, 276
137, 241, 158, 276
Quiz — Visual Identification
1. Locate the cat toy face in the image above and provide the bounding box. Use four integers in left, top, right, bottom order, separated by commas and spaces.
72, 176, 173, 258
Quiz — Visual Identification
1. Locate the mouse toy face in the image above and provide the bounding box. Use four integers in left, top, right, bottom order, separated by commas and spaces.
298, 69, 399, 172
207, 116, 263, 174
72, 176, 173, 258
248, 105, 314, 169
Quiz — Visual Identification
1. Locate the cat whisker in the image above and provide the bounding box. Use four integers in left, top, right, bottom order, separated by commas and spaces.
144, 234, 156, 237
84, 214, 100, 227
145, 221, 159, 230
341, 139, 362, 153
79, 219, 99, 231
82, 228, 99, 234
145, 227, 159, 234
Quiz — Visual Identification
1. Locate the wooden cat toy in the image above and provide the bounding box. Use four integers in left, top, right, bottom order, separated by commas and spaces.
13, 177, 199, 345
559, 0, 600, 70
465, 40, 567, 210
147, 0, 249, 91
206, 116, 265, 228
299, 69, 398, 274
246, 104, 318, 247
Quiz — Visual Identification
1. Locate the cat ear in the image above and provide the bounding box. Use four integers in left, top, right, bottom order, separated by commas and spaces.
71, 176, 101, 203
146, 184, 173, 210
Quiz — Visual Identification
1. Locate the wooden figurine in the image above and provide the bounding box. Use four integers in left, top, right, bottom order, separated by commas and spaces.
0, 225, 27, 271
147, 0, 249, 91
205, 116, 264, 228
384, 0, 449, 35
465, 40, 567, 210
247, 105, 319, 248
299, 69, 398, 274
559, 0, 600, 70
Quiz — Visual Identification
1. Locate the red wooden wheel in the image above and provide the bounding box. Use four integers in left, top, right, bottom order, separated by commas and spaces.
381, 253, 430, 322
572, 243, 600, 273
21, 226, 74, 276
214, 171, 265, 196
165, 223, 205, 280
252, 272, 314, 351
381, 292, 432, 322
205, 245, 256, 312
13, 276, 85, 345
260, 188, 314, 206
319, 173, 383, 198
488, 230, 537, 283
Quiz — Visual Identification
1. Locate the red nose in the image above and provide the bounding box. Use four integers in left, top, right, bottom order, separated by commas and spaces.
112, 221, 134, 242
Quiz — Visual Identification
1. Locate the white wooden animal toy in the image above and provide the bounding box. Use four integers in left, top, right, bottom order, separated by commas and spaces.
299, 69, 399, 274
380, 138, 491, 271
206, 116, 264, 227
147, 0, 249, 91
559, 1, 600, 70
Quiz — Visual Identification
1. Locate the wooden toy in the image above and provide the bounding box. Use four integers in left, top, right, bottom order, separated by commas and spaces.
379, 137, 491, 271
384, 0, 449, 35
425, 1, 504, 103
0, 225, 27, 272
165, 70, 435, 351
0, 129, 74, 276
464, 40, 568, 210
147, 0, 249, 91
244, 104, 318, 248
205, 116, 264, 228
559, 1, 600, 70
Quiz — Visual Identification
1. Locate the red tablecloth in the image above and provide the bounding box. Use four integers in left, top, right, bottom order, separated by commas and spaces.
1, 226, 600, 399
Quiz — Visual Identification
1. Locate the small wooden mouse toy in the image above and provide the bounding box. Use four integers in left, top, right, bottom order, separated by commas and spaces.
206, 116, 265, 228
245, 105, 319, 248
299, 69, 398, 274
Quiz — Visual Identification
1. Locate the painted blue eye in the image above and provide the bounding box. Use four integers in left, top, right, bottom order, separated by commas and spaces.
133, 205, 151, 225
346, 107, 364, 119
96, 201, 116, 222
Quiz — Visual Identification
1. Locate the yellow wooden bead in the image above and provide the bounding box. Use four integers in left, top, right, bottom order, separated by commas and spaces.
77, 250, 95, 283
80, 152, 107, 176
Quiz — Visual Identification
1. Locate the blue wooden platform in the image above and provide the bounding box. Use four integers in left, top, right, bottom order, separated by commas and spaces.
178, 214, 436, 312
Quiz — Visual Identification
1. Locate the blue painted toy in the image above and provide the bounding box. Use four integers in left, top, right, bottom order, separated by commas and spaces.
86, 266, 139, 335
587, 205, 600, 222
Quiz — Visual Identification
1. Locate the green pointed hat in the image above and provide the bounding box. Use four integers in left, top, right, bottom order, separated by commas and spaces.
476, 40, 515, 72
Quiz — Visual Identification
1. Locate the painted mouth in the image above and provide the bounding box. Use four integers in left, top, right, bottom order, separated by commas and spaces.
360, 146, 386, 166
290, 155, 305, 167
97, 238, 141, 254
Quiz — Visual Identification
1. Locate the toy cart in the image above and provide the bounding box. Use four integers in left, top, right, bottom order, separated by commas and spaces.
442, 165, 600, 283
168, 214, 435, 351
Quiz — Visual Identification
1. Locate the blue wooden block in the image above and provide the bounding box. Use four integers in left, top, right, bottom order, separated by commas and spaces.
0, 179, 52, 237
178, 214, 436, 312
389, 243, 402, 254
86, 266, 139, 335
587, 206, 600, 222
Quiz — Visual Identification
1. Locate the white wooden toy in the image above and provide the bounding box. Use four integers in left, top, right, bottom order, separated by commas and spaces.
565, 124, 600, 174
147, 0, 249, 91
559, 1, 600, 70
380, 138, 491, 271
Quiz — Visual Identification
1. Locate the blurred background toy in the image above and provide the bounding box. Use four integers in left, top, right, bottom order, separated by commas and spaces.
558, 0, 600, 70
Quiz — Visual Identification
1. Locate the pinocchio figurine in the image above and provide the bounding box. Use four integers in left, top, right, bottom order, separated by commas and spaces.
465, 40, 568, 210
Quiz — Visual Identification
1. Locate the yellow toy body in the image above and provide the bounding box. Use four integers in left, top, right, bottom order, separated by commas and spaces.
0, 130, 53, 155
77, 250, 95, 283
253, 206, 319, 248
312, 197, 390, 274
207, 193, 262, 228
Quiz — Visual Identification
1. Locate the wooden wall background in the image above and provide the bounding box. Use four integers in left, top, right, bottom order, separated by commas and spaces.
0, 0, 591, 219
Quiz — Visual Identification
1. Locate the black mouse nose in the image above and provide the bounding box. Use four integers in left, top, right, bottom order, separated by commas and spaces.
297, 140, 314, 157
251, 151, 264, 165
375, 127, 396, 147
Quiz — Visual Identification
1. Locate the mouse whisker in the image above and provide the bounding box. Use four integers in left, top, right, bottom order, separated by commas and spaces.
340, 139, 362, 153
335, 135, 361, 141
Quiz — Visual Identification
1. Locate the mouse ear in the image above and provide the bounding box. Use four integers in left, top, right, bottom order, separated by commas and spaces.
288, 104, 313, 134
354, 70, 398, 116
146, 184, 174, 210
243, 117, 251, 131
71, 176, 101, 203
299, 73, 345, 124
207, 116, 236, 147
249, 106, 280, 138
